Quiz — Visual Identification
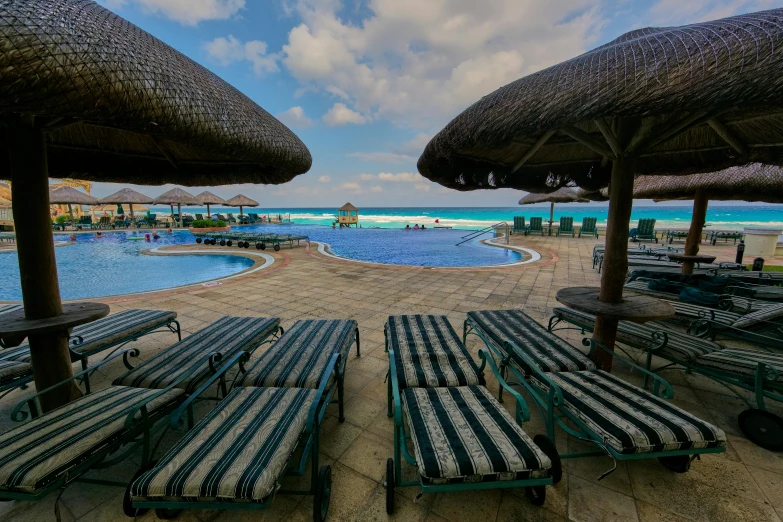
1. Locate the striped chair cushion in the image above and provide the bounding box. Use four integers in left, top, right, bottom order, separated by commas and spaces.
2, 309, 178, 364
131, 387, 316, 503
237, 319, 357, 388
0, 386, 183, 494
530, 370, 726, 455
0, 360, 31, 386
670, 302, 739, 327
114, 316, 279, 393
467, 309, 595, 374
403, 386, 550, 484
0, 305, 22, 315
693, 349, 783, 383
734, 302, 783, 328
387, 315, 484, 389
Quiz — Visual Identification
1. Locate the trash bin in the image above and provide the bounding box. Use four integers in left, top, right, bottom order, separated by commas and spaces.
742, 227, 782, 258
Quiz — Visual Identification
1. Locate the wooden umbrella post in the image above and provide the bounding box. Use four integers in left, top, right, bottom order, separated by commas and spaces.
178, 203, 182, 228
68, 203, 74, 223
7, 116, 81, 411
549, 202, 554, 235
682, 188, 708, 275
129, 203, 135, 227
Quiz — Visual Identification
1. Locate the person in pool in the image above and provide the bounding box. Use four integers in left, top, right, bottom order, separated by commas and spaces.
69, 234, 77, 241
421, 225, 426, 230
405, 225, 410, 230
152, 231, 159, 239
95, 231, 102, 237
167, 228, 173, 235
413, 224, 419, 230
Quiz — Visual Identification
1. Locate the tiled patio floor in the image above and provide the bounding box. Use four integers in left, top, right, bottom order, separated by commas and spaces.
1, 234, 782, 522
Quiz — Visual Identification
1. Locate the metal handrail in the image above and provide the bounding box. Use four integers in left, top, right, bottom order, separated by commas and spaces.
457, 221, 509, 246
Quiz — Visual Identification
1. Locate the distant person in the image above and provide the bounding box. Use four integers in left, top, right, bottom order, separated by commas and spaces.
414, 224, 419, 230
167, 228, 173, 235
152, 231, 159, 239
421, 225, 426, 230
435, 219, 439, 224
405, 225, 410, 230
69, 234, 77, 241
145, 233, 150, 242
95, 231, 102, 238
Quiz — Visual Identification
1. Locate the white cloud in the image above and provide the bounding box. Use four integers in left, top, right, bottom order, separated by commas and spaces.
349, 152, 414, 164
318, 175, 331, 183
378, 172, 420, 183
276, 106, 313, 129
105, 0, 245, 25
370, 186, 383, 193
414, 183, 431, 192
394, 133, 432, 156
359, 173, 375, 181
203, 35, 279, 75
322, 103, 367, 126
334, 182, 363, 194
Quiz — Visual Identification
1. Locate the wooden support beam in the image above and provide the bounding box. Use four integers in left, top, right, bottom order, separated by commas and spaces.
560, 126, 616, 159
708, 119, 746, 154
682, 189, 709, 275
595, 119, 622, 157
627, 108, 732, 155
511, 130, 555, 173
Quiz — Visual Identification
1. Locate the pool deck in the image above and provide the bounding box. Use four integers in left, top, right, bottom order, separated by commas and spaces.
2, 235, 783, 522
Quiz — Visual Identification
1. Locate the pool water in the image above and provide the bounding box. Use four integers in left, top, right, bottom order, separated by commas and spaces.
0, 225, 522, 301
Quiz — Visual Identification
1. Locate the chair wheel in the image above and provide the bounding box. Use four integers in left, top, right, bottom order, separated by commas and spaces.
219, 240, 226, 246
195, 237, 202, 244
256, 242, 262, 249
122, 460, 157, 517
385, 458, 395, 514
738, 409, 783, 451
226, 240, 232, 247
657, 455, 691, 473
260, 243, 266, 250
210, 238, 216, 245
274, 244, 281, 251
244, 241, 250, 248
313, 465, 332, 522
525, 485, 546, 506
155, 508, 181, 519
533, 435, 562, 484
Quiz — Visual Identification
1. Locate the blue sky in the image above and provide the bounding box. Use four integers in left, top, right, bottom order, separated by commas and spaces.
92, 0, 778, 207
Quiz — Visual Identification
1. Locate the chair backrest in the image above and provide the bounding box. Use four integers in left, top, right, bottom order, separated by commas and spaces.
249, 213, 258, 220
217, 214, 226, 220
227, 213, 234, 218
100, 216, 110, 224
78, 216, 92, 225
582, 217, 597, 231
513, 216, 525, 230
148, 213, 156, 220
734, 302, 783, 328
530, 217, 542, 230
637, 218, 656, 236
560, 217, 573, 231
195, 214, 203, 220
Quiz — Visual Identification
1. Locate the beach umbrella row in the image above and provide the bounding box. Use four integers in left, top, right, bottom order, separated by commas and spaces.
49, 186, 99, 222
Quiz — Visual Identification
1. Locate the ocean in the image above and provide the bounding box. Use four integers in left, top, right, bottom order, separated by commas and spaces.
146, 205, 783, 231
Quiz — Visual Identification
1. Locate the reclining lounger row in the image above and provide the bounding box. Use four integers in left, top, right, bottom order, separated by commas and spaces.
465, 309, 726, 475
0, 315, 280, 518
384, 314, 556, 513
549, 306, 783, 451
624, 280, 769, 314
130, 319, 359, 522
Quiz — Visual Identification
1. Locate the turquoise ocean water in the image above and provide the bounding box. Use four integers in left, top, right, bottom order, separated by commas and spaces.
149, 205, 783, 231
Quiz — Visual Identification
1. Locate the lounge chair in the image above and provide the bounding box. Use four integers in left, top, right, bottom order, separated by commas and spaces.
670, 300, 783, 349
710, 230, 744, 245
665, 230, 689, 243
194, 213, 204, 221
624, 280, 769, 314
465, 309, 726, 474
216, 214, 227, 222
98, 216, 113, 229
631, 218, 658, 243
0, 309, 180, 396
384, 315, 557, 511
579, 217, 598, 238
75, 216, 93, 230
556, 216, 575, 237
225, 213, 237, 224
248, 212, 259, 223
548, 306, 783, 450
528, 217, 544, 236
513, 216, 527, 235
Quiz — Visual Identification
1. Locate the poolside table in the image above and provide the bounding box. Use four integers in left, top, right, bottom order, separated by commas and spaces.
0, 302, 109, 348
665, 253, 717, 275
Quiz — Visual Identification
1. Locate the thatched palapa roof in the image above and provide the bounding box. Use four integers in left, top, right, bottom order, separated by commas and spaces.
519, 187, 587, 205
99, 188, 153, 205
49, 186, 99, 205
153, 188, 201, 206
340, 202, 358, 211
0, 0, 311, 185
576, 187, 609, 202
196, 191, 227, 205
418, 9, 783, 192
225, 194, 259, 207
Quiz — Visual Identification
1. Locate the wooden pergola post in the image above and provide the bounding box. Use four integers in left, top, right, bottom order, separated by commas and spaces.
682, 188, 709, 275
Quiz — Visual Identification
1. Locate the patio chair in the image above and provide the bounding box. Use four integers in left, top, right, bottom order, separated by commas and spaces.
248, 212, 259, 223
225, 213, 237, 224
548, 306, 783, 450
579, 217, 598, 238
384, 315, 557, 511
216, 213, 227, 222
710, 230, 744, 245
465, 308, 726, 475
194, 213, 204, 221
75, 216, 93, 230
631, 218, 658, 242
98, 216, 113, 229
181, 215, 194, 227
624, 280, 769, 314
0, 309, 180, 397
556, 216, 575, 237
665, 230, 689, 243
513, 216, 527, 234
528, 217, 544, 236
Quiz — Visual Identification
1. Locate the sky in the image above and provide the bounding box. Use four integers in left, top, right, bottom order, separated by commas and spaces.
91, 0, 779, 208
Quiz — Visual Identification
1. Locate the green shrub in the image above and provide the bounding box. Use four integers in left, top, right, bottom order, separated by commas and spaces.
192, 219, 226, 228
55, 215, 69, 224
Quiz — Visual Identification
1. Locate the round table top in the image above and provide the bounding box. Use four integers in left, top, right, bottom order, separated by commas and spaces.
665, 253, 717, 263
0, 302, 109, 347
555, 286, 675, 323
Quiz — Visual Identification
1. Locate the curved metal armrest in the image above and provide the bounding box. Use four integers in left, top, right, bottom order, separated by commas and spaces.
387, 349, 404, 428
582, 338, 675, 399
504, 340, 564, 407
305, 353, 341, 435
645, 330, 671, 353
11, 347, 143, 422
478, 349, 530, 423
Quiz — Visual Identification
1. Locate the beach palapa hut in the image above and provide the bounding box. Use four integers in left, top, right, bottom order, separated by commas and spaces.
519, 187, 587, 234
196, 190, 227, 218
338, 202, 359, 227
0, 0, 311, 411
153, 187, 201, 227
418, 9, 783, 373
225, 194, 259, 219
49, 185, 99, 224
99, 188, 153, 226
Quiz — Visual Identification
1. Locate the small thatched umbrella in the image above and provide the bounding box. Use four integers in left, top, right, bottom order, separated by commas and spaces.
99, 188, 153, 226
0, 0, 311, 411
519, 187, 588, 233
419, 9, 783, 372
196, 191, 227, 218
225, 194, 259, 218
49, 186, 99, 223
576, 187, 609, 202
153, 188, 201, 227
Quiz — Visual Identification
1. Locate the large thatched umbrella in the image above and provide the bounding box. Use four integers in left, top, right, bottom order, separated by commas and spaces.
99, 188, 153, 226
419, 10, 783, 372
576, 187, 609, 202
519, 187, 588, 234
0, 0, 311, 411
196, 190, 227, 217
225, 194, 259, 217
49, 186, 99, 223
153, 187, 201, 227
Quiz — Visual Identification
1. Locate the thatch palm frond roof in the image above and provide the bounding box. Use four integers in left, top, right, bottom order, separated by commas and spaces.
152, 188, 201, 205
196, 191, 227, 205
519, 187, 588, 205
99, 188, 153, 205
576, 187, 609, 202
49, 186, 99, 205
340, 202, 358, 211
0, 0, 311, 186
225, 194, 259, 207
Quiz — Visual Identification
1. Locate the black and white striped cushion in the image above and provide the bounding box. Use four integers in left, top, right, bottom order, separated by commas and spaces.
0, 360, 31, 386
468, 309, 595, 374
0, 305, 22, 315
530, 370, 726, 455
624, 281, 765, 313
131, 387, 316, 503
670, 302, 739, 326
238, 319, 356, 388
734, 302, 783, 328
1, 309, 177, 364
114, 316, 279, 393
386, 315, 484, 389
0, 386, 183, 494
403, 386, 551, 484
693, 349, 783, 383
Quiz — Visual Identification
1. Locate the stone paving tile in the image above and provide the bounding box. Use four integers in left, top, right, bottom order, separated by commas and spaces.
1, 235, 782, 521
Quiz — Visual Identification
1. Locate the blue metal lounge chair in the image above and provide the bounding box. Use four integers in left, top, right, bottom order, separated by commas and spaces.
579, 217, 598, 238
556, 216, 575, 237
384, 315, 557, 511
528, 217, 544, 236
632, 218, 658, 242
465, 309, 726, 475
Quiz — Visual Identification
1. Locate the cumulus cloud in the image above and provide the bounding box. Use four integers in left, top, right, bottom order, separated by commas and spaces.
318, 175, 331, 183
104, 0, 245, 25
276, 106, 313, 129
378, 172, 421, 183
370, 186, 383, 193
203, 35, 279, 75
334, 182, 363, 194
414, 183, 431, 192
322, 103, 367, 126
359, 173, 375, 181
349, 152, 414, 164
